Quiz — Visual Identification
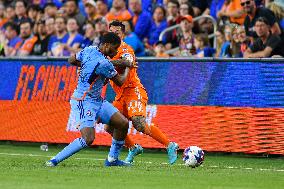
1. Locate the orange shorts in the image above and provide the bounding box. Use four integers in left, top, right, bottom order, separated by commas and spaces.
113, 87, 148, 119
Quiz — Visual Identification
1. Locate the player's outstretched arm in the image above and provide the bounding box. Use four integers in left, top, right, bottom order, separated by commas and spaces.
110, 67, 130, 86
68, 54, 81, 67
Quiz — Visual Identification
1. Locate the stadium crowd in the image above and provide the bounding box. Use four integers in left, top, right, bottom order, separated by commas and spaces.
0, 0, 283, 58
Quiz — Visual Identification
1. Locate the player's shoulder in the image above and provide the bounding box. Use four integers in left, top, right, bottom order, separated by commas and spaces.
120, 42, 135, 53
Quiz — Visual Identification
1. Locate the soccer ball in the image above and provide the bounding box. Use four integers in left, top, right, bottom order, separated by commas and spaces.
182, 146, 204, 168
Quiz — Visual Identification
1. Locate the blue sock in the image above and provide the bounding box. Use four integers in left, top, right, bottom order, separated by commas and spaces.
108, 138, 125, 161
52, 137, 88, 164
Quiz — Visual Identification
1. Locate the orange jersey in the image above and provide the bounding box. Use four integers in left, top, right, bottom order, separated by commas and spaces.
110, 42, 145, 100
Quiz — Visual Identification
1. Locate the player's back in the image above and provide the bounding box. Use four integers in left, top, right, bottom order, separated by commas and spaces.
72, 46, 117, 101
110, 42, 144, 99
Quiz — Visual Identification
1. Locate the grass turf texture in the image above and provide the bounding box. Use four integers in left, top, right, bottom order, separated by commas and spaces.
0, 144, 283, 189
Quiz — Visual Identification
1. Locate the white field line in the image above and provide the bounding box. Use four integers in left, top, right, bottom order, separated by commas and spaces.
0, 152, 284, 172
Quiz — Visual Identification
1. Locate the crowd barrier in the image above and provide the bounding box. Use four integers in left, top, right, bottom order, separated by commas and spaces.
0, 57, 284, 155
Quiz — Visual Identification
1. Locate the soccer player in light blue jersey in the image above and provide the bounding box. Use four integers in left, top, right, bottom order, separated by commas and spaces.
46, 32, 134, 167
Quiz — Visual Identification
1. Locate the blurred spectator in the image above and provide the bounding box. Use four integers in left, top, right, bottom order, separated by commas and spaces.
96, 0, 108, 18
217, 0, 246, 25
105, 0, 132, 22
230, 24, 242, 57
93, 17, 108, 46
237, 25, 251, 55
1, 22, 22, 56
244, 17, 284, 58
154, 41, 170, 58
32, 18, 50, 55
215, 28, 225, 57
266, 1, 284, 30
80, 21, 95, 49
44, 3, 58, 18
27, 5, 41, 25
0, 3, 7, 29
176, 15, 195, 56
4, 5, 16, 24
65, 0, 86, 28
123, 20, 145, 56
147, 6, 167, 46
179, 2, 194, 16
129, 0, 152, 41
48, 16, 68, 56
62, 17, 84, 56
166, 0, 180, 25
57, 6, 68, 18
193, 33, 215, 57
45, 17, 55, 36
242, 0, 282, 39
17, 20, 38, 56
14, 0, 31, 25
219, 24, 231, 57
165, 0, 181, 49
84, 0, 100, 22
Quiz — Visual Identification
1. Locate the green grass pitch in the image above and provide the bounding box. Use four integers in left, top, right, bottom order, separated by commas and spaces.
0, 143, 283, 189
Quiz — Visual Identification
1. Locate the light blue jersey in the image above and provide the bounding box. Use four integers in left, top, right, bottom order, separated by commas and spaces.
72, 46, 117, 101
69, 46, 119, 129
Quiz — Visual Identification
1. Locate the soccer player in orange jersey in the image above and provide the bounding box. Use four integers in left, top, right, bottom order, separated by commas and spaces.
105, 21, 179, 164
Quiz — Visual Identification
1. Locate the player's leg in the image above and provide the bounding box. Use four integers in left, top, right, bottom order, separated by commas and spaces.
98, 100, 131, 166
127, 89, 179, 164
104, 99, 142, 152
46, 100, 96, 167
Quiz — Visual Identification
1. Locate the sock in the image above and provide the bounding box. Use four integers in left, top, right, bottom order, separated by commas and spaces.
108, 138, 125, 162
124, 135, 135, 149
52, 137, 88, 164
143, 124, 170, 147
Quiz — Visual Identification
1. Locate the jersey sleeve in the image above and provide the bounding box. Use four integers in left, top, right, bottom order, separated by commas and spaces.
75, 48, 85, 62
96, 59, 118, 79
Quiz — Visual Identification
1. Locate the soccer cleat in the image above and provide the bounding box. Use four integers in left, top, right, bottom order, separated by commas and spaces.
104, 159, 132, 167
125, 144, 143, 163
45, 159, 58, 167
167, 142, 179, 165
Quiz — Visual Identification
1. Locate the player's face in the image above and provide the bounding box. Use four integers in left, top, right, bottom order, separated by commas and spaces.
109, 25, 124, 40
101, 43, 120, 58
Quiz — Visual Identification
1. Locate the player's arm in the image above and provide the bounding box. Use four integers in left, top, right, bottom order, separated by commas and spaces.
110, 59, 133, 68
68, 53, 81, 67
110, 67, 130, 86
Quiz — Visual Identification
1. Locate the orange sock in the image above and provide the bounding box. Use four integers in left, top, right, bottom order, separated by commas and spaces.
144, 124, 170, 147
124, 135, 135, 149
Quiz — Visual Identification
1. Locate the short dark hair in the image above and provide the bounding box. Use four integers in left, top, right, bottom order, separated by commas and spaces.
27, 4, 41, 12
15, 0, 27, 7
109, 20, 125, 32
101, 32, 121, 46
44, 2, 57, 9
153, 5, 166, 17
4, 22, 19, 34
167, 0, 180, 9
65, 0, 78, 6
255, 17, 270, 26
19, 19, 32, 28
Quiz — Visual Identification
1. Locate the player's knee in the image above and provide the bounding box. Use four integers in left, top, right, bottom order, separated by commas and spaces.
120, 117, 129, 131
82, 135, 95, 146
104, 125, 112, 134
132, 116, 145, 132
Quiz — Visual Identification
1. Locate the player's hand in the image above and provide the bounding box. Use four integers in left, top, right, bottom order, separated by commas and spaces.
121, 57, 138, 68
